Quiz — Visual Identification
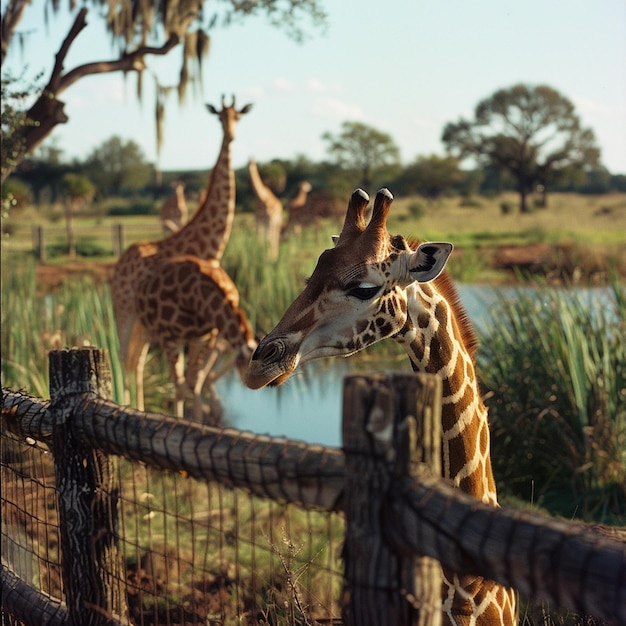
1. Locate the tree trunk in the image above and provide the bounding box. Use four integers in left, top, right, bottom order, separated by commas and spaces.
519, 188, 527, 213
65, 200, 76, 258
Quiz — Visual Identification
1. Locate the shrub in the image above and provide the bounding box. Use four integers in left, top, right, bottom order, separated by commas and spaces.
107, 200, 156, 216
499, 200, 515, 215
458, 197, 483, 208
46, 237, 110, 259
407, 201, 427, 220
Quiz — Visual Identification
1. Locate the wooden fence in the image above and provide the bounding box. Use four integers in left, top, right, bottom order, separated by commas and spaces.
27, 223, 161, 261
31, 219, 162, 263
1, 347, 625, 626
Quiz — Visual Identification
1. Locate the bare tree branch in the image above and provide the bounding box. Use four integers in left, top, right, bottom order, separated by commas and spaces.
3, 7, 180, 182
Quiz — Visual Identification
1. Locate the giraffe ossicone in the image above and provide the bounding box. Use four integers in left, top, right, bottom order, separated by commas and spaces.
246, 187, 517, 626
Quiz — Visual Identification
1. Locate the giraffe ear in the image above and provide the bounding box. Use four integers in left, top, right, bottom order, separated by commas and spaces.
407, 242, 453, 282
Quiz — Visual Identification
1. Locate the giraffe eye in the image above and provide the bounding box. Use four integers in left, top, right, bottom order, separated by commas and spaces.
346, 283, 381, 300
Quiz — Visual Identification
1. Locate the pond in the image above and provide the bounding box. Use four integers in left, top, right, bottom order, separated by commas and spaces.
216, 284, 618, 447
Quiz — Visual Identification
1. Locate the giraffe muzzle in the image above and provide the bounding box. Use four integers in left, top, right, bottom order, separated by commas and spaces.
251, 337, 286, 364
246, 337, 296, 389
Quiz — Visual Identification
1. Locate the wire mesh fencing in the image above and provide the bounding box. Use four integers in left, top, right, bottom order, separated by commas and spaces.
117, 461, 344, 625
1, 429, 63, 607
1, 385, 344, 626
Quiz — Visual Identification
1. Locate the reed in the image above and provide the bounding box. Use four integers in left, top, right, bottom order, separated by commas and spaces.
1, 256, 126, 403
477, 277, 626, 523
221, 220, 339, 335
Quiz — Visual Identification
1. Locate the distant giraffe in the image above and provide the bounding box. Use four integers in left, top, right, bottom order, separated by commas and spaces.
282, 180, 312, 237
282, 186, 343, 236
248, 158, 283, 261
110, 95, 252, 411
247, 188, 517, 626
135, 255, 257, 422
160, 181, 188, 236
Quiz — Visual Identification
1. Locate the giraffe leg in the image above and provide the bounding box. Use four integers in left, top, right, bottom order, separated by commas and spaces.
134, 341, 150, 412
124, 320, 151, 411
187, 334, 221, 423
161, 341, 186, 417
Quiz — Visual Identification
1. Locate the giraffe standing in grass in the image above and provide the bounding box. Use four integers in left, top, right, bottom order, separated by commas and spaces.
248, 158, 283, 261
246, 188, 517, 625
135, 255, 256, 422
283, 180, 312, 236
110, 96, 252, 412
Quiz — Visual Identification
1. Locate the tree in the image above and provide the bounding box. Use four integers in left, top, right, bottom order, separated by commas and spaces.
394, 154, 463, 201
16, 144, 67, 204
83, 136, 153, 197
0, 0, 328, 184
0, 71, 41, 180
322, 121, 401, 189
59, 173, 94, 258
442, 84, 601, 213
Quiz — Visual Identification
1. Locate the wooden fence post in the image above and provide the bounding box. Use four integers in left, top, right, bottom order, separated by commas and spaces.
341, 372, 443, 626
31, 225, 45, 262
48, 347, 129, 626
112, 224, 123, 256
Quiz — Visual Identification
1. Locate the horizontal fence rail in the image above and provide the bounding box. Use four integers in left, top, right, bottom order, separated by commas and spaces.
2, 347, 625, 626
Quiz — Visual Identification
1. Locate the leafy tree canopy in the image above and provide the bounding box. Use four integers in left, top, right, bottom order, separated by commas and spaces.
394, 154, 463, 200
83, 136, 153, 196
442, 84, 601, 212
60, 172, 95, 201
0, 0, 328, 183
322, 121, 401, 190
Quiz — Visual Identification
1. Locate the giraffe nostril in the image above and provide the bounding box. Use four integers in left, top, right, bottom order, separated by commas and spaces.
252, 339, 285, 363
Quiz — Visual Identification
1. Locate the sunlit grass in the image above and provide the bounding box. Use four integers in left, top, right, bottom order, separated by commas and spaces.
1, 256, 127, 402
477, 277, 626, 524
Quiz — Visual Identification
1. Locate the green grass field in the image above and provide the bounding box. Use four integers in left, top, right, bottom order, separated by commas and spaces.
4, 191, 626, 266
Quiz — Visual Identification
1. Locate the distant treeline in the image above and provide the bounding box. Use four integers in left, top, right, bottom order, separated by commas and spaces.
5, 149, 625, 218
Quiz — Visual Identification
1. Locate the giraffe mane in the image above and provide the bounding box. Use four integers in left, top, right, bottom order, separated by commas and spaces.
405, 237, 479, 359
433, 271, 480, 359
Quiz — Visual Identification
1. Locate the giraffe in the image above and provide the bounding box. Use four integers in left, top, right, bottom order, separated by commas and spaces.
160, 181, 188, 236
110, 95, 252, 410
282, 185, 343, 237
247, 158, 283, 261
135, 254, 257, 422
283, 180, 312, 237
246, 188, 517, 626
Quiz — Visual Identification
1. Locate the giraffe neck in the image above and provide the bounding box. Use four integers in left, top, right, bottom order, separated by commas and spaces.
290, 186, 309, 209
233, 308, 256, 347
396, 279, 498, 505
248, 160, 273, 205
163, 136, 234, 260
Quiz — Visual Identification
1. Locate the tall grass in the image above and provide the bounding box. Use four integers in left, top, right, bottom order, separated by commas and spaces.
221, 221, 339, 335
1, 256, 126, 403
477, 277, 626, 524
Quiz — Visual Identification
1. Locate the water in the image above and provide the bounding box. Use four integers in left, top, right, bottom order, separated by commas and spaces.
217, 360, 349, 447
216, 284, 617, 446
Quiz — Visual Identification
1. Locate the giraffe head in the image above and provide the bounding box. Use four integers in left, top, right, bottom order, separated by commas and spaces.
246, 188, 453, 389
206, 94, 253, 142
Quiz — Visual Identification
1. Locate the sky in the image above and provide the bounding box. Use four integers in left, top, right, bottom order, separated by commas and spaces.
4, 0, 626, 174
